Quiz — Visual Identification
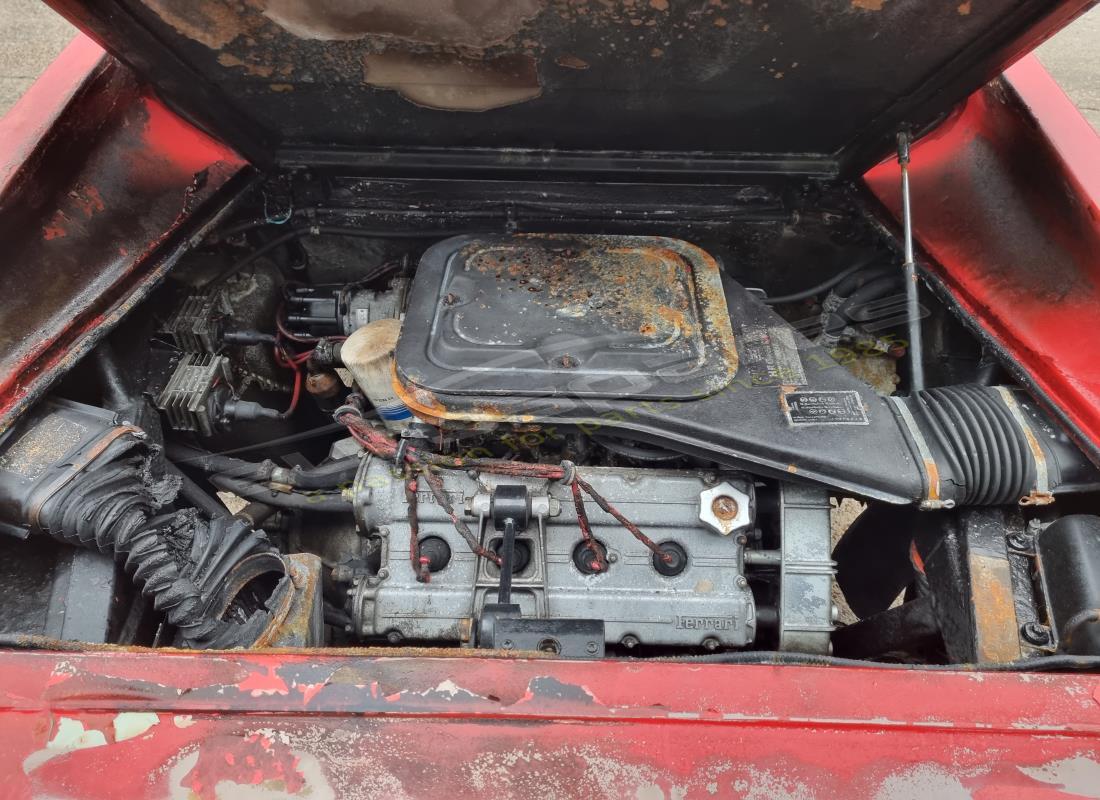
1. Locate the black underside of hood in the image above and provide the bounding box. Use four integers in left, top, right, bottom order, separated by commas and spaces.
49, 0, 1093, 177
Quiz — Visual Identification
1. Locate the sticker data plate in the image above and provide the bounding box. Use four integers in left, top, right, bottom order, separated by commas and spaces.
741, 325, 807, 386
784, 390, 869, 426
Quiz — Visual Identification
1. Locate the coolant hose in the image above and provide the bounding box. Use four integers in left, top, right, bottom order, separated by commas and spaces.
166, 442, 360, 489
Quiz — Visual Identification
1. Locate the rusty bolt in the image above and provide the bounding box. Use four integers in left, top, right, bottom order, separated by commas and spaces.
711, 495, 740, 521
305, 369, 342, 400
1021, 621, 1051, 646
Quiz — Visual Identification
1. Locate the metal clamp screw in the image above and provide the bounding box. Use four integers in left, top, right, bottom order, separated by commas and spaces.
1021, 621, 1052, 646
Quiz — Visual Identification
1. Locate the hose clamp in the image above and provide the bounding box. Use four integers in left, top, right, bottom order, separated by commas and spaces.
993, 387, 1054, 506
888, 397, 954, 510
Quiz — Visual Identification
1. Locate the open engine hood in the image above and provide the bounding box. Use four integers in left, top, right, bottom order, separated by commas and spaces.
46, 0, 1095, 177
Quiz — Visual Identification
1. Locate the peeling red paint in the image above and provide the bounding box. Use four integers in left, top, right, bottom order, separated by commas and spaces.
42, 214, 68, 240
295, 681, 327, 705
1, 649, 1099, 798
69, 183, 105, 218
238, 665, 291, 697
182, 734, 307, 800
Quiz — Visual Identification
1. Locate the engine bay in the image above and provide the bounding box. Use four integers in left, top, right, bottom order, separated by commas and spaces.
1, 171, 1097, 666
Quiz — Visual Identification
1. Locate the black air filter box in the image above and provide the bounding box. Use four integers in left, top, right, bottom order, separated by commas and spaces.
396, 234, 737, 401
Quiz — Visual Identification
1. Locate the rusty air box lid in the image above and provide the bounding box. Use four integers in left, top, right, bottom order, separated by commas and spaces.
394, 234, 737, 402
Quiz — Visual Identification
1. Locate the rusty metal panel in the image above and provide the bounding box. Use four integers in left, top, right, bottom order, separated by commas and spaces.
2, 649, 1100, 798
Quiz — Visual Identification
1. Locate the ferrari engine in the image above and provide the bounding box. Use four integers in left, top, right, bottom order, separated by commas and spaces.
1, 180, 1096, 665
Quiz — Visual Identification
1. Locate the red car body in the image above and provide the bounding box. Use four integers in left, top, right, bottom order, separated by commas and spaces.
1, 1, 1099, 795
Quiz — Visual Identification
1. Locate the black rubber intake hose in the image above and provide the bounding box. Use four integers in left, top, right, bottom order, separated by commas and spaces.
0, 401, 282, 649
39, 442, 215, 643
36, 438, 277, 647
896, 385, 1100, 507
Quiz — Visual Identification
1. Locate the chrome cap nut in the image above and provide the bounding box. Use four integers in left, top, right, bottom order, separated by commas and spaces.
699, 482, 752, 535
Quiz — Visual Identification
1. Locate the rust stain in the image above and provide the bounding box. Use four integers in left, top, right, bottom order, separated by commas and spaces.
778, 385, 796, 415
140, 0, 256, 49
851, 0, 887, 9
135, 0, 767, 119
218, 52, 275, 78
403, 235, 739, 415
251, 554, 323, 648
655, 304, 693, 337
711, 495, 739, 521
924, 457, 942, 502
393, 372, 537, 426
1019, 491, 1055, 507
261, 0, 542, 48
957, 1, 972, 14
142, 0, 542, 50
555, 53, 590, 70
970, 553, 1023, 663
470, 402, 514, 421
465, 239, 713, 353
392, 369, 448, 421
362, 51, 541, 111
